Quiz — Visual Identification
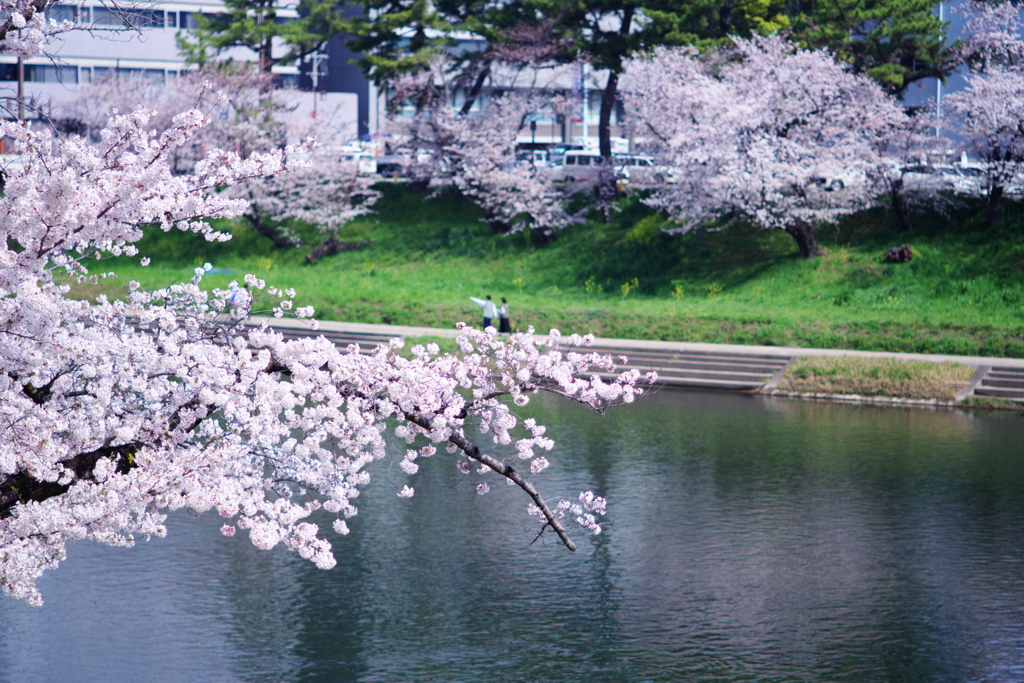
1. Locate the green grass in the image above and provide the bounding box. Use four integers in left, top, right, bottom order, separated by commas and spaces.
69, 183, 1024, 358
777, 356, 974, 401
959, 395, 1024, 412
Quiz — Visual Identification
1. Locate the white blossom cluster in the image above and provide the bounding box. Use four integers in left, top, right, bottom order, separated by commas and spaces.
0, 0, 66, 60
943, 3, 1024, 205
0, 110, 646, 605
238, 142, 381, 234
393, 63, 579, 235
621, 35, 908, 235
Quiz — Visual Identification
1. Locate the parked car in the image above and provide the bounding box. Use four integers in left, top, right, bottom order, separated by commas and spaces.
949, 164, 989, 195
614, 153, 676, 185
337, 151, 377, 176
514, 148, 550, 167
548, 150, 676, 185
889, 163, 963, 193
953, 162, 1024, 196
810, 168, 868, 191
546, 150, 607, 183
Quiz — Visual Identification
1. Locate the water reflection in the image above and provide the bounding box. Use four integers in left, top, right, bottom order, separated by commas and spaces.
1, 391, 1022, 682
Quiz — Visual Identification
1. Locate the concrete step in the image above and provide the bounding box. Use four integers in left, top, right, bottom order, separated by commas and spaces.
589, 362, 786, 390
640, 361, 787, 375
974, 386, 1024, 401
259, 324, 791, 391
590, 350, 788, 367
988, 366, 1024, 375
582, 348, 786, 367
978, 378, 1024, 390
587, 370, 769, 391
972, 366, 1024, 401
657, 369, 779, 382
604, 352, 787, 367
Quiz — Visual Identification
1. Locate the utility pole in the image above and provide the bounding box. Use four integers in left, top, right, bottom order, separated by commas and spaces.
936, 1, 944, 137
16, 29, 23, 122
581, 62, 588, 145
309, 51, 326, 116
17, 55, 23, 123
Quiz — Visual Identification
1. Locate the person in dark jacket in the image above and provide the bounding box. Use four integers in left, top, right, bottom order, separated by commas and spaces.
498, 297, 511, 333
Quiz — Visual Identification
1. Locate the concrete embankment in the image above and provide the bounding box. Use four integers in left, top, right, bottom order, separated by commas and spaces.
252, 317, 1024, 406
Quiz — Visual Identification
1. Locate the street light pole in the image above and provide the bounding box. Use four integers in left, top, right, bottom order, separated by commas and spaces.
310, 51, 326, 116
16, 28, 23, 123
17, 55, 23, 123
936, 1, 944, 137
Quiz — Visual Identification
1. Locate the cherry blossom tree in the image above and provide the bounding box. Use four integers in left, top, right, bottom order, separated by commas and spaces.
942, 67, 1024, 227
0, 108, 648, 606
235, 141, 382, 261
621, 35, 907, 257
56, 64, 381, 252
877, 110, 946, 233
390, 56, 579, 235
943, 1, 1024, 228
55, 65, 281, 172
53, 72, 182, 138
955, 0, 1024, 70
0, 0, 70, 60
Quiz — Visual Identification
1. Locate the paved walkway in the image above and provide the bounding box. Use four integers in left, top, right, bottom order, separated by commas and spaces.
253, 317, 1024, 404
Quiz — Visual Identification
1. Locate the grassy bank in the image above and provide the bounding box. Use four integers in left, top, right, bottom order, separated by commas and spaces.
776, 357, 974, 401
72, 183, 1024, 358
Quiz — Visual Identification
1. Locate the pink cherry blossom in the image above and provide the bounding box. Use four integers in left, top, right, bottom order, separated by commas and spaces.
621, 35, 908, 257
0, 105, 646, 606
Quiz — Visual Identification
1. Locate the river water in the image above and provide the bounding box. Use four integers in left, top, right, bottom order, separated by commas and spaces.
2, 391, 1023, 682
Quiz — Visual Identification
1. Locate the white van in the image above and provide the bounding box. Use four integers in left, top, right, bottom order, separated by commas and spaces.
338, 151, 378, 176
548, 151, 607, 183
548, 151, 671, 185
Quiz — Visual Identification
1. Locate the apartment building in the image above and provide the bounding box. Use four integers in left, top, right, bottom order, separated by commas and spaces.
0, 2, 368, 139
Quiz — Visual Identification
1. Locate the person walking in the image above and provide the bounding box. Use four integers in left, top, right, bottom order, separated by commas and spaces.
470, 295, 499, 329
227, 282, 251, 322
498, 297, 511, 333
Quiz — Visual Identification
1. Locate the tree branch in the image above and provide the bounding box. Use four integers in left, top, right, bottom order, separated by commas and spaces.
404, 410, 576, 551
0, 441, 140, 518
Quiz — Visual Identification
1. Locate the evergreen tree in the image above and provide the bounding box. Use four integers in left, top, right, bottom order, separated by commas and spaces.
788, 0, 949, 96
177, 0, 350, 76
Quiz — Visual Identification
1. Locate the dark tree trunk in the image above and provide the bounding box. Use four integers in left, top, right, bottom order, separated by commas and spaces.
987, 184, 1004, 228
483, 209, 510, 233
1, 443, 140, 518
459, 61, 491, 116
597, 5, 633, 160
598, 70, 619, 161
305, 237, 371, 264
249, 211, 296, 249
594, 6, 633, 201
889, 178, 914, 232
785, 220, 824, 258
595, 71, 621, 205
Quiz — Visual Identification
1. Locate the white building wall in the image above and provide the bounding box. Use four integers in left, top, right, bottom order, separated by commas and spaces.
0, 1, 326, 121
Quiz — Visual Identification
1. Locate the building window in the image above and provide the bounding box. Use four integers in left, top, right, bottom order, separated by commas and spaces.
0, 63, 78, 84
136, 68, 165, 85
49, 4, 88, 24
179, 12, 222, 29
19, 64, 79, 84
92, 7, 164, 27
89, 67, 164, 85
129, 9, 164, 27
91, 7, 120, 25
